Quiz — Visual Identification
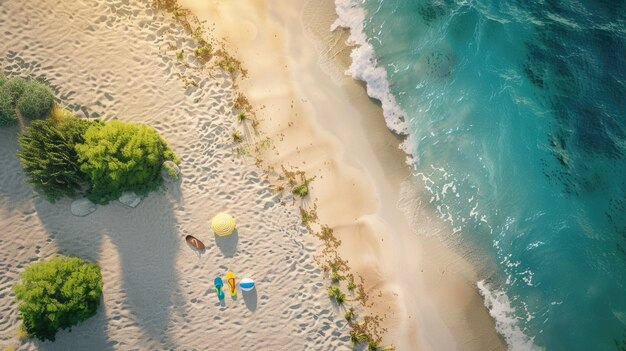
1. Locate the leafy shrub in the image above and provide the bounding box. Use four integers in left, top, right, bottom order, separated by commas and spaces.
76, 119, 180, 204
0, 88, 17, 126
3, 77, 27, 103
18, 115, 95, 201
13, 256, 103, 341
0, 77, 55, 125
17, 80, 55, 120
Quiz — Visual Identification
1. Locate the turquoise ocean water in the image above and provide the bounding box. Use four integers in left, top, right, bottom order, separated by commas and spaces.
334, 0, 626, 350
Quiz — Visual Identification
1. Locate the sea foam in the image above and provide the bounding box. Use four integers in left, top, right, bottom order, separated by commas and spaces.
331, 0, 415, 163
477, 280, 543, 351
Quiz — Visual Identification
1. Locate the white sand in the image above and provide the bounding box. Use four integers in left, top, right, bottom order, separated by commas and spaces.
0, 1, 349, 350
177, 0, 506, 350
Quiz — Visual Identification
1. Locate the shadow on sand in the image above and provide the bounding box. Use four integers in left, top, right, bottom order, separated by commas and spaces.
214, 229, 238, 258
33, 189, 181, 350
0, 127, 34, 216
242, 288, 257, 312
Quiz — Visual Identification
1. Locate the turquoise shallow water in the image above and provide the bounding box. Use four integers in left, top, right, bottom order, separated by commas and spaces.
342, 0, 626, 350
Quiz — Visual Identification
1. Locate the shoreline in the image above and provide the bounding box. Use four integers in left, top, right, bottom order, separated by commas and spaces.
178, 0, 506, 349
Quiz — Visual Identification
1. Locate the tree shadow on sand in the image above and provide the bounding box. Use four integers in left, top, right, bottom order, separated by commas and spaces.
0, 127, 34, 216
33, 188, 181, 350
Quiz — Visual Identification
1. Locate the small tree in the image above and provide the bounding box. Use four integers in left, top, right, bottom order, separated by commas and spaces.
17, 80, 55, 120
18, 116, 95, 201
76, 119, 180, 204
13, 256, 103, 341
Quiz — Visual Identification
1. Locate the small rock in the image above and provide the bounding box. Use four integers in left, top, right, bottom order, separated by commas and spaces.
70, 198, 96, 217
118, 192, 141, 208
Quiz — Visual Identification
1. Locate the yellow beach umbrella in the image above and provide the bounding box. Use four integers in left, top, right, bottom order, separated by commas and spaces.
211, 212, 236, 236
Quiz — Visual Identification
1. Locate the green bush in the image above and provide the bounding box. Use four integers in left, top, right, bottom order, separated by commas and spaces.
13, 256, 103, 341
0, 88, 17, 126
3, 77, 27, 103
18, 116, 95, 201
17, 80, 55, 120
0, 77, 55, 125
76, 119, 180, 204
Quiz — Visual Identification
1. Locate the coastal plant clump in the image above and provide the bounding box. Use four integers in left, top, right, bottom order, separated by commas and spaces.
16, 107, 180, 203
17, 80, 56, 120
278, 166, 316, 202
18, 115, 96, 201
12, 256, 103, 341
76, 119, 180, 204
328, 286, 346, 305
0, 77, 55, 125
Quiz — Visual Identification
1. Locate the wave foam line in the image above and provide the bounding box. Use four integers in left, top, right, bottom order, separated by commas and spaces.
477, 280, 543, 351
331, 0, 415, 163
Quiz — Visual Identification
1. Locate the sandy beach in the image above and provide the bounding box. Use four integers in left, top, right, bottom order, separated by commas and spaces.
1, 0, 504, 350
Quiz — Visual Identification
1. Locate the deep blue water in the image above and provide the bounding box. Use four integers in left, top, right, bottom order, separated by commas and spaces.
351, 0, 626, 349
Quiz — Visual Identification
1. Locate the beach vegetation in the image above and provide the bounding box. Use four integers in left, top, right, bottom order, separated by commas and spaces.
0, 77, 55, 124
0, 77, 26, 126
232, 130, 242, 143
76, 119, 180, 204
176, 50, 184, 61
368, 341, 381, 351
237, 111, 247, 123
12, 256, 103, 341
344, 308, 354, 323
328, 286, 346, 305
299, 206, 318, 225
163, 160, 180, 180
16, 324, 28, 340
331, 270, 344, 283
17, 80, 55, 120
0, 88, 17, 126
347, 275, 357, 291
282, 169, 316, 199
292, 179, 311, 197
194, 45, 211, 62
18, 115, 95, 201
350, 330, 369, 345
3, 77, 27, 102
214, 48, 246, 77
49, 105, 73, 122
216, 59, 239, 74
